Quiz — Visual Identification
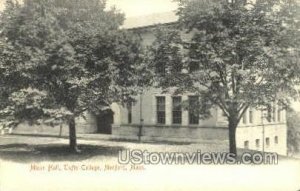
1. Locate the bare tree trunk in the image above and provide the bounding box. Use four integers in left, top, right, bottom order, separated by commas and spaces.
228, 117, 238, 155
69, 117, 79, 153
59, 124, 63, 137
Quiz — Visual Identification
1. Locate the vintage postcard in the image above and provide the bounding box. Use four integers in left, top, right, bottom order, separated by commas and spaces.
0, 0, 300, 190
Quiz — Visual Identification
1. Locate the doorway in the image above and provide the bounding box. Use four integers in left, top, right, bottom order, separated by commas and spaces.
96, 110, 114, 134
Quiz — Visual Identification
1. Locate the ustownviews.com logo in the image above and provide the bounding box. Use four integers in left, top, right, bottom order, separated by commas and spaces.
118, 150, 278, 165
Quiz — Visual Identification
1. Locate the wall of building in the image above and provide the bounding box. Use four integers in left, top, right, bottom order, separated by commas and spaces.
119, 88, 218, 127
112, 123, 287, 155
236, 124, 287, 155
236, 106, 287, 155
112, 124, 228, 142
113, 89, 287, 155
12, 112, 98, 136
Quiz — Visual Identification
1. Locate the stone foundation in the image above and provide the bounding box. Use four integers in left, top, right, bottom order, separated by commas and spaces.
112, 123, 287, 155
112, 124, 228, 142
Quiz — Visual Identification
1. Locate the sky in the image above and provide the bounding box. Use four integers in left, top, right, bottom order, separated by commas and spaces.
107, 0, 178, 18
0, 0, 178, 17
0, 0, 4, 11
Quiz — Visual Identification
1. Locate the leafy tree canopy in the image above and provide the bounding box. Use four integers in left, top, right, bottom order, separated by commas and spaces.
0, 0, 145, 150
147, 0, 300, 154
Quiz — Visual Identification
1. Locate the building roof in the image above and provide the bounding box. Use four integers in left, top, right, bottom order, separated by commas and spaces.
0, 1, 179, 29
122, 11, 178, 29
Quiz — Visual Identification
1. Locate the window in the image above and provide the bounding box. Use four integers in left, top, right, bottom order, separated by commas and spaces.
266, 137, 270, 147
266, 104, 276, 122
189, 96, 199, 124
272, 105, 276, 122
156, 96, 166, 124
244, 141, 249, 149
277, 105, 281, 122
255, 139, 260, 148
275, 136, 278, 144
267, 105, 272, 122
242, 113, 247, 124
127, 103, 132, 124
172, 96, 182, 124
249, 107, 254, 123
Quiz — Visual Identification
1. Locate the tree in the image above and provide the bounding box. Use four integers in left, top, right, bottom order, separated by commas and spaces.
147, 0, 300, 154
287, 110, 300, 154
0, 0, 144, 152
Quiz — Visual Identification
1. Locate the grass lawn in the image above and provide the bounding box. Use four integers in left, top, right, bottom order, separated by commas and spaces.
0, 134, 299, 163
0, 134, 300, 191
0, 134, 228, 163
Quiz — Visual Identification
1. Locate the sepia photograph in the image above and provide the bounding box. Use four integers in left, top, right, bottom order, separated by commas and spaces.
0, 0, 300, 190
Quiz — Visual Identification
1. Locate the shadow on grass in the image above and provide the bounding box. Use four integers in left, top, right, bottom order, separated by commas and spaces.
11, 133, 68, 139
110, 138, 192, 146
0, 144, 125, 163
12, 133, 192, 145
